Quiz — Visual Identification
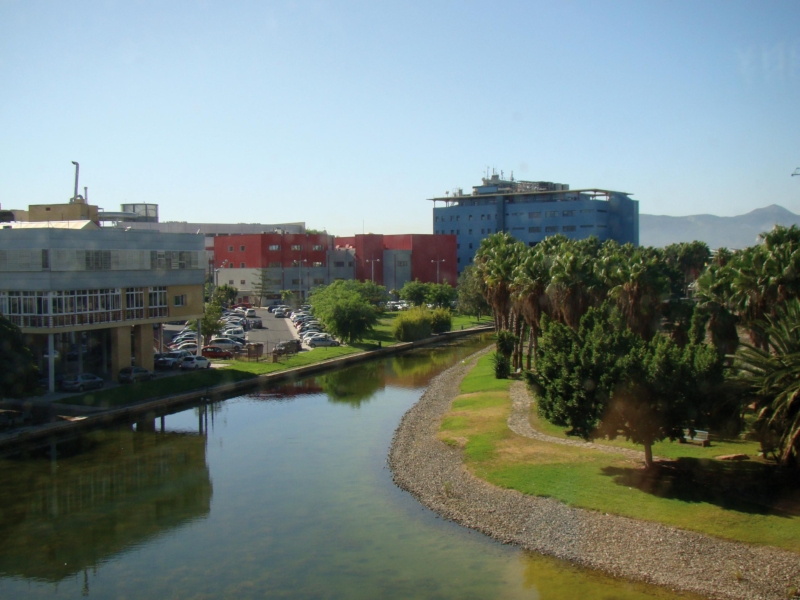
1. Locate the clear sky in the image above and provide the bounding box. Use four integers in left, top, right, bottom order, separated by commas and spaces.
1, 0, 799, 235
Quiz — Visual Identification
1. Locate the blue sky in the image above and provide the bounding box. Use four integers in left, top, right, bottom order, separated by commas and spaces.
1, 0, 798, 235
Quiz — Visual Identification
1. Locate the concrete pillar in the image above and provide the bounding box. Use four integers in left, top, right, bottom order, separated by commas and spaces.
133, 325, 154, 371
48, 333, 55, 393
110, 326, 132, 381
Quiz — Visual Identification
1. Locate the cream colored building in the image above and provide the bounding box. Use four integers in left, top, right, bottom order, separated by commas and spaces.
0, 222, 205, 390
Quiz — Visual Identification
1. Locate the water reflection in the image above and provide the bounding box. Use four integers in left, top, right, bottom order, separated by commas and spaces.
0, 424, 211, 584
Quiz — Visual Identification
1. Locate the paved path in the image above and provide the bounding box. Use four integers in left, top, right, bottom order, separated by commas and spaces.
507, 380, 654, 462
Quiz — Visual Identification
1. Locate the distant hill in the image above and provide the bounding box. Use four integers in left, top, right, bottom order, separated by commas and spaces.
639, 205, 800, 249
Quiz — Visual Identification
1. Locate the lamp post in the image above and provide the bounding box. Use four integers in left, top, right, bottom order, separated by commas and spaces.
431, 258, 445, 284
214, 260, 229, 301
366, 258, 380, 283
298, 259, 307, 301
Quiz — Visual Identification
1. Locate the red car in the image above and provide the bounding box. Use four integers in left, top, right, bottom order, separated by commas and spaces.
231, 302, 253, 309
202, 346, 234, 359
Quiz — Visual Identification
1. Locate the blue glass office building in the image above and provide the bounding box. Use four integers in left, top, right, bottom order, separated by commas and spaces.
431, 174, 639, 273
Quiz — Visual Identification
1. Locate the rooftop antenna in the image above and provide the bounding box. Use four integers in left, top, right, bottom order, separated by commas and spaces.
792, 167, 800, 177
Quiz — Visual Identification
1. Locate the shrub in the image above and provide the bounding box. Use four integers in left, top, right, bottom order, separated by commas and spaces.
491, 352, 510, 379
393, 307, 433, 341
430, 308, 452, 333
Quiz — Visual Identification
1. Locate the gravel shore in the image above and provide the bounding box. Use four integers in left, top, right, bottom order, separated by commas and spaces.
388, 349, 800, 600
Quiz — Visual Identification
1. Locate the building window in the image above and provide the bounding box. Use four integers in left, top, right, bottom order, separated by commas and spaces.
397, 260, 408, 267
312, 278, 325, 285
41, 249, 49, 270
597, 224, 607, 228
457, 257, 461, 263
545, 226, 558, 233
269, 244, 280, 251
529, 212, 541, 218
469, 243, 473, 249
563, 225, 576, 232
228, 280, 234, 285
227, 263, 233, 268
312, 261, 323, 267
481, 229, 485, 234
125, 288, 144, 320
334, 261, 345, 267
240, 262, 246, 268
240, 245, 246, 251
312, 244, 324, 251
581, 224, 595, 228
562, 210, 575, 217
228, 246, 233, 252
529, 227, 541, 233
544, 211, 558, 218
174, 294, 187, 307
456, 215, 460, 221
481, 215, 485, 220
269, 261, 281, 268
241, 279, 246, 285
456, 244, 460, 249
468, 229, 473, 234
148, 286, 168, 318
468, 215, 473, 220
86, 250, 111, 271
597, 209, 607, 213
291, 278, 300, 285
580, 209, 594, 214
291, 244, 302, 251
348, 261, 354, 267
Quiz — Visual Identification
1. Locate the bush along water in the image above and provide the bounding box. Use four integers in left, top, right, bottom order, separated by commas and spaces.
392, 307, 452, 342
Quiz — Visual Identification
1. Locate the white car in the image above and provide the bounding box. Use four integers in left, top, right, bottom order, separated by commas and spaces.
208, 338, 244, 351
308, 336, 340, 348
245, 308, 257, 318
223, 327, 245, 337
303, 332, 329, 343
180, 355, 211, 370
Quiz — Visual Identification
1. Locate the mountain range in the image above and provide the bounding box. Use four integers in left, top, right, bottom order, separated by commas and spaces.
639, 204, 800, 249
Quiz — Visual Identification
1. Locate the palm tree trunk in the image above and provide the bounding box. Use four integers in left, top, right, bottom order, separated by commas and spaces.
526, 323, 534, 370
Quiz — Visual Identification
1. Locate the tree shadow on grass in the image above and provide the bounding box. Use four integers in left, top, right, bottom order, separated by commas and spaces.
600, 458, 800, 517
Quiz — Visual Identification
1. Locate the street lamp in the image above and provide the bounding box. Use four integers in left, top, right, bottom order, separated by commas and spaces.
366, 258, 381, 283
298, 259, 307, 301
431, 258, 446, 284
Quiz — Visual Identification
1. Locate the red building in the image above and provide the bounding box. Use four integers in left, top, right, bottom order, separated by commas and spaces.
333, 234, 457, 288
212, 232, 457, 304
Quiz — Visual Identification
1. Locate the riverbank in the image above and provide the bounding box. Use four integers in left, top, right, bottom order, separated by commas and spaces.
0, 325, 492, 453
388, 348, 800, 600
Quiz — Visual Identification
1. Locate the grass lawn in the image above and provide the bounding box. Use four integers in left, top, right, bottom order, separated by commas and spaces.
439, 353, 800, 552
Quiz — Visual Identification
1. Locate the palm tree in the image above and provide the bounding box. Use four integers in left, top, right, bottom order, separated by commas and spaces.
511, 245, 552, 369
607, 252, 670, 340
736, 300, 800, 467
475, 233, 523, 331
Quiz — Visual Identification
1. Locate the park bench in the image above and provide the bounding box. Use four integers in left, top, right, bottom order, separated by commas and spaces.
683, 429, 710, 447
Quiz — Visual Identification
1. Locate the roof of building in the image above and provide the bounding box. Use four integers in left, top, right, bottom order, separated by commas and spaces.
429, 188, 632, 202
2, 220, 99, 230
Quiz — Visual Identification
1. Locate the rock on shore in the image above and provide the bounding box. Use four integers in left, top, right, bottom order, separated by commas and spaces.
387, 350, 800, 600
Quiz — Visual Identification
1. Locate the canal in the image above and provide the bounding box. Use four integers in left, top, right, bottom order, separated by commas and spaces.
0, 338, 699, 599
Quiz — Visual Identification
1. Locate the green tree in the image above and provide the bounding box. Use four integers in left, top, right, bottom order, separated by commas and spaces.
214, 284, 238, 305
251, 270, 273, 307
474, 232, 524, 330
186, 300, 225, 346
309, 281, 379, 343
426, 282, 457, 308
399, 279, 430, 306
0, 314, 38, 397
456, 266, 490, 319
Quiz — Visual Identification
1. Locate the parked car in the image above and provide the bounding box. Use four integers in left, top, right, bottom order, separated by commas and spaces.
308, 337, 340, 348
156, 350, 192, 369
274, 339, 302, 355
274, 310, 287, 318
249, 316, 263, 329
245, 308, 257, 318
202, 346, 234, 359
223, 327, 245, 337
180, 355, 211, 370
118, 366, 155, 383
59, 373, 105, 392
208, 338, 244, 351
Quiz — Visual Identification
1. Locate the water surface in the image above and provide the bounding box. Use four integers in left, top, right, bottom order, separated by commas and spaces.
0, 339, 701, 599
